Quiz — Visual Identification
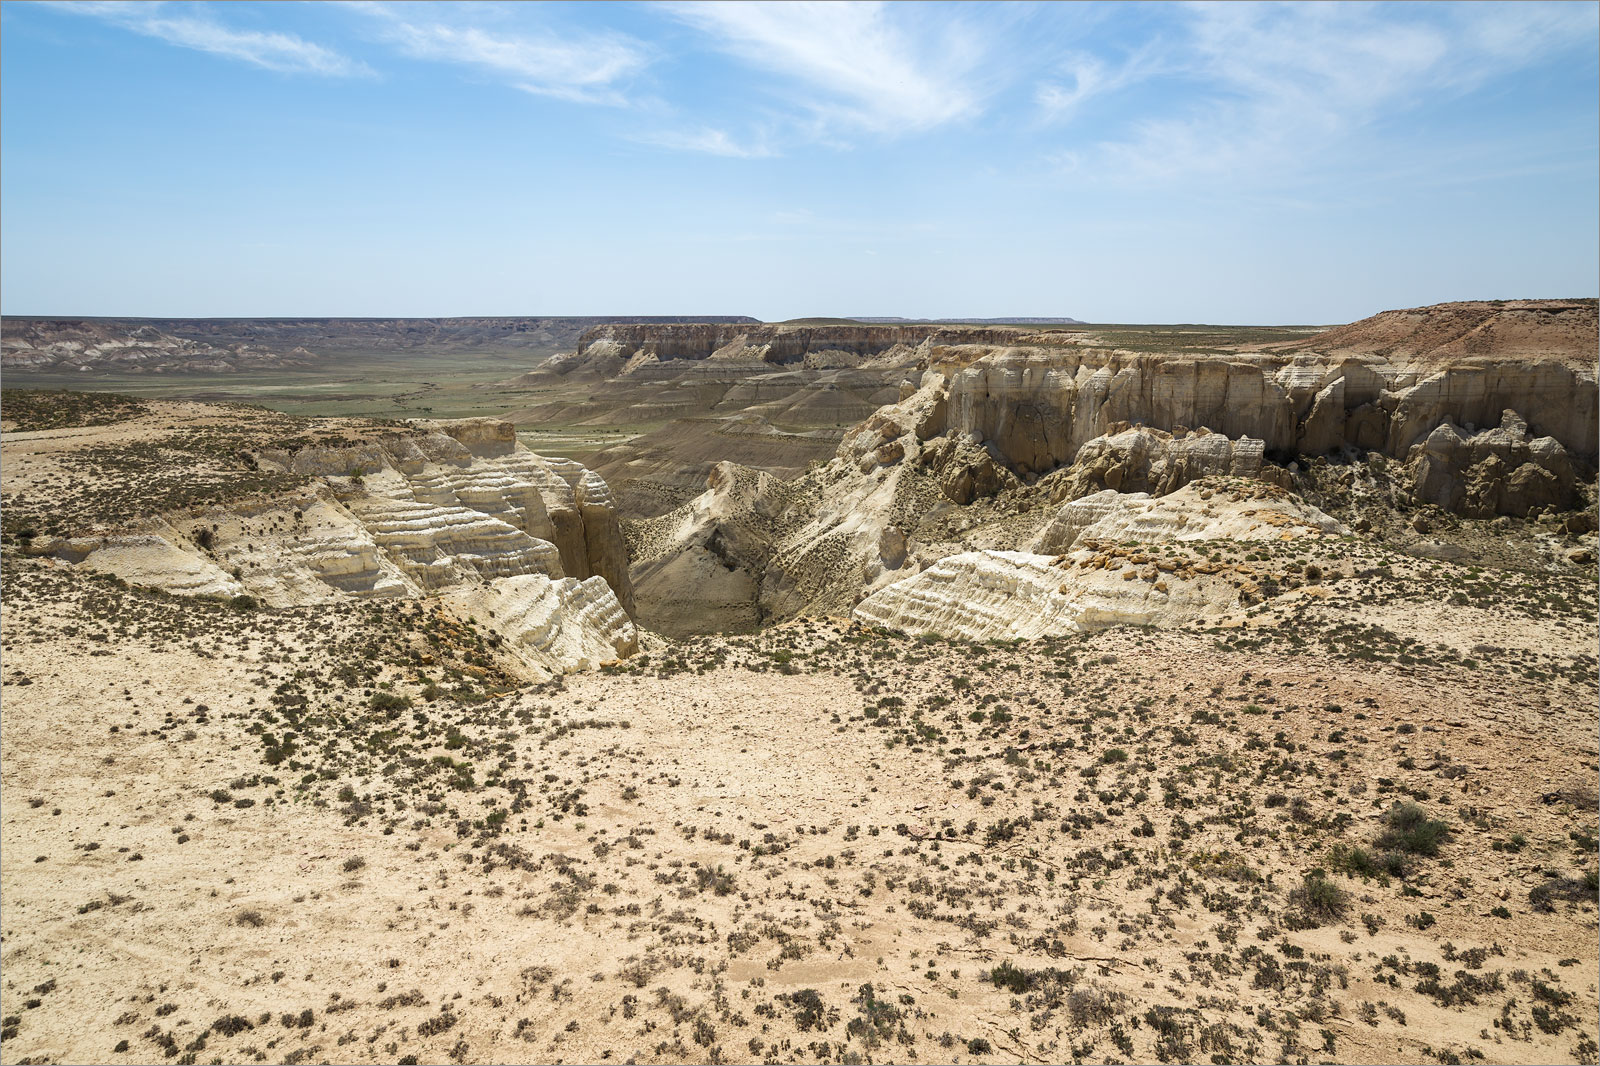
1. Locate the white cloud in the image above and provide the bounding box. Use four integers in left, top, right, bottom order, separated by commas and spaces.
637, 126, 775, 158
1051, 1, 1600, 189
667, 1, 992, 136
351, 3, 647, 105
1035, 48, 1155, 124
60, 2, 371, 77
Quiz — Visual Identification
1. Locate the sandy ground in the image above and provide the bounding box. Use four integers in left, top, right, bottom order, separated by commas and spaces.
3, 556, 1596, 1065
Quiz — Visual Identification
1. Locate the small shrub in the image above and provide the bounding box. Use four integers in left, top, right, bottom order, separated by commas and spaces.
1288, 869, 1347, 928
693, 864, 735, 896
1376, 802, 1450, 857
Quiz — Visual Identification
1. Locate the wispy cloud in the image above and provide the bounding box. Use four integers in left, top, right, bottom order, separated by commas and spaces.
60, 1, 371, 77
667, 1, 993, 137
1035, 48, 1155, 124
1048, 1, 1600, 190
351, 2, 647, 105
636, 126, 775, 158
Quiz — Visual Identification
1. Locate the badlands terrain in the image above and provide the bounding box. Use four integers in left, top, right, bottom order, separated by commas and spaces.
1, 299, 1597, 1066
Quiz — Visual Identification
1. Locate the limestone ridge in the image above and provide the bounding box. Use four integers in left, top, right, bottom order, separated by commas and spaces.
34, 417, 636, 677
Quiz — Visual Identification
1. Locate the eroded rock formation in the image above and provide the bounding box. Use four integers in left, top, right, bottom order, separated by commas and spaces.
852, 545, 1251, 641
1408, 410, 1578, 517
31, 417, 637, 678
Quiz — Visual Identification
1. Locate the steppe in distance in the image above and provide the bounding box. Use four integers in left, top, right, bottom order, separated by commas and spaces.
1, 300, 1597, 1066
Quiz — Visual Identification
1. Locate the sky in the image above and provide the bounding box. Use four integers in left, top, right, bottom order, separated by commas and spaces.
1, 0, 1596, 324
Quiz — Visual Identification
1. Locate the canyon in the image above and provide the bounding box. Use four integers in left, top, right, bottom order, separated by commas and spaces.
1, 298, 1596, 1066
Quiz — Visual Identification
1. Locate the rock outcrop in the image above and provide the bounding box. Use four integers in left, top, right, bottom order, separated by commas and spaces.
626, 462, 802, 635
1032, 480, 1347, 554
440, 574, 636, 676
1040, 425, 1290, 501
1407, 409, 1578, 517
846, 302, 1596, 518
852, 546, 1251, 641
854, 478, 1352, 641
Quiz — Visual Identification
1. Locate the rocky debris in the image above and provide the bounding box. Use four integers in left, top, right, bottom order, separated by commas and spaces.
929, 439, 1019, 504
878, 524, 909, 569
1404, 540, 1469, 562
1408, 409, 1578, 517
1032, 479, 1345, 554
1558, 510, 1597, 536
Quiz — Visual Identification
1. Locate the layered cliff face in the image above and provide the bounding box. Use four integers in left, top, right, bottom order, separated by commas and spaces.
553, 322, 1042, 375
900, 301, 1597, 520
544, 301, 1597, 517
936, 341, 1596, 476
7, 407, 637, 678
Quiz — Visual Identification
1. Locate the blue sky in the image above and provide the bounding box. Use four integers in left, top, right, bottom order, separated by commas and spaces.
2, 0, 1596, 323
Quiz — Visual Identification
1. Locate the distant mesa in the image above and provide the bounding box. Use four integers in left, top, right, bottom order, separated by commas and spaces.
0, 315, 760, 374
1267, 298, 1597, 369
850, 316, 1086, 324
